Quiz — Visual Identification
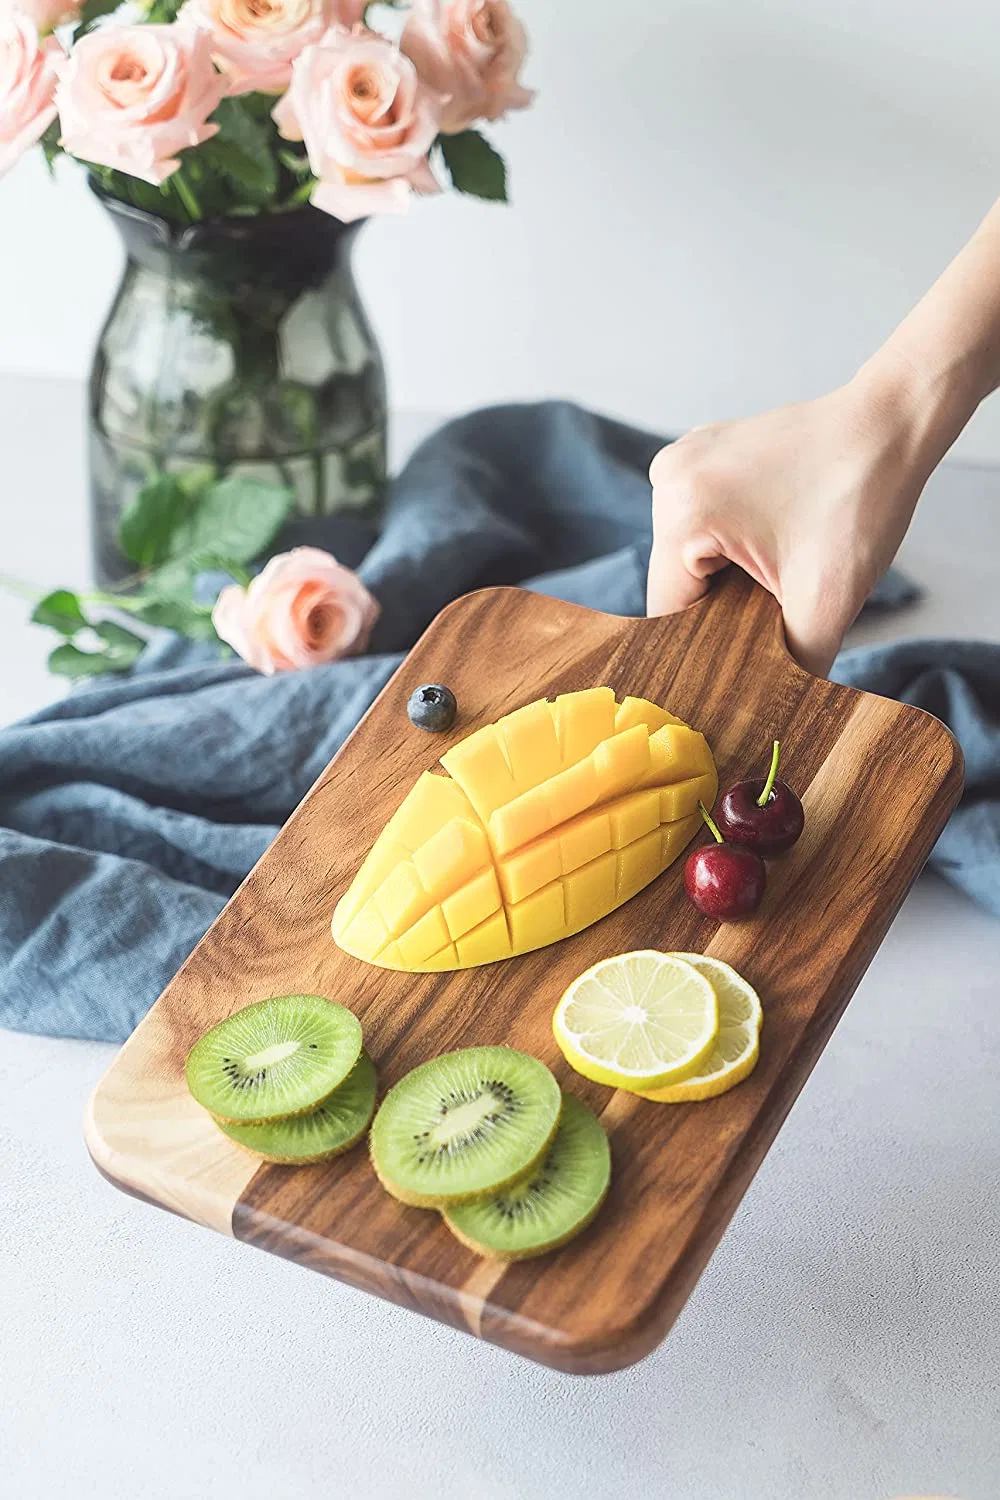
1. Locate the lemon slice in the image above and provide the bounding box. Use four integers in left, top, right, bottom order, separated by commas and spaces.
552, 951, 719, 1090
634, 955, 762, 1102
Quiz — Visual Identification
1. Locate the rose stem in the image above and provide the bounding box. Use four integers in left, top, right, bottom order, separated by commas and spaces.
172, 172, 202, 223
757, 740, 781, 807
697, 800, 725, 844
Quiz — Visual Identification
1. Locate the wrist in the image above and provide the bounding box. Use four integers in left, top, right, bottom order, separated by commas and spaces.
848, 344, 979, 482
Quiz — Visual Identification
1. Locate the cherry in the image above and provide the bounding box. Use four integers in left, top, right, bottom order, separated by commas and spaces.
684, 803, 766, 921
715, 740, 804, 857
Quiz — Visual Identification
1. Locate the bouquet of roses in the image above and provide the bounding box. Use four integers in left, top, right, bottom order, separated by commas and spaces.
1, 0, 534, 678
0, 0, 534, 223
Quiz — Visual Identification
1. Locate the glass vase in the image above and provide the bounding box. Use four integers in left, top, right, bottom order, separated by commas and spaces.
88, 186, 387, 585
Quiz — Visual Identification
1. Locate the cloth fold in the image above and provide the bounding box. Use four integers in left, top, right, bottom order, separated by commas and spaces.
0, 402, 995, 1043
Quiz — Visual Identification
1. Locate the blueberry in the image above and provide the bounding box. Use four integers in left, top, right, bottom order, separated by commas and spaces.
407, 683, 458, 733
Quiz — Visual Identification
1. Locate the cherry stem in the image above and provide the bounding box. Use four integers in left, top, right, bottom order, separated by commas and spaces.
757, 740, 780, 807
698, 800, 725, 845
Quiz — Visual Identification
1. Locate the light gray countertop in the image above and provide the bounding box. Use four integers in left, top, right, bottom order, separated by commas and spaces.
1, 375, 999, 1500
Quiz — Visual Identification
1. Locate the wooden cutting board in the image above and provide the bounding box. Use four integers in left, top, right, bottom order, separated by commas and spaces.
85, 571, 963, 1374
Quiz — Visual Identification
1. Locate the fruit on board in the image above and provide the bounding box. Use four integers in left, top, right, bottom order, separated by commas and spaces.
332, 688, 717, 971
214, 1051, 378, 1162
552, 950, 719, 1090
715, 740, 804, 856
684, 803, 766, 921
185, 994, 364, 1125
408, 683, 458, 733
443, 1093, 611, 1260
631, 956, 762, 1102
369, 1046, 562, 1207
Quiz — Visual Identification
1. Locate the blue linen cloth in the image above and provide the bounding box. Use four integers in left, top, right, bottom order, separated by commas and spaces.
0, 402, 994, 1043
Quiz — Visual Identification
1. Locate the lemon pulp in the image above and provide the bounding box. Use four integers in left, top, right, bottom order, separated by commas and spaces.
552, 951, 719, 1090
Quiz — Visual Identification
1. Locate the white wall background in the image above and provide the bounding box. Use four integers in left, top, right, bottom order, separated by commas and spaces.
3, 0, 1000, 456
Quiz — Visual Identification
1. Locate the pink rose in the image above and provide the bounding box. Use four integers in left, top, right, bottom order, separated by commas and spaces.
401, 0, 533, 134
274, 25, 442, 222
0, 13, 60, 179
0, 0, 82, 35
212, 547, 380, 674
176, 0, 358, 98
55, 23, 224, 187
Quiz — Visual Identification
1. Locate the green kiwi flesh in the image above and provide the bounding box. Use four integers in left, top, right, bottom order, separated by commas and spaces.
443, 1093, 611, 1260
216, 1052, 378, 1163
370, 1046, 561, 1207
186, 994, 363, 1124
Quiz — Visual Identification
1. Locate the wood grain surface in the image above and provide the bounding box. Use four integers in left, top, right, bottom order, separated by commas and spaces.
85, 571, 964, 1373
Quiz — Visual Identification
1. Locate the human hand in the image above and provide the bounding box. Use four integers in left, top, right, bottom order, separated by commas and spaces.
646, 366, 957, 676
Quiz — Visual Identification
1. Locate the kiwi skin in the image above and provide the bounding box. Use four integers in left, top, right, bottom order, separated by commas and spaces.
221, 1122, 369, 1166
210, 1095, 322, 1128
219, 1113, 372, 1166
443, 1181, 609, 1262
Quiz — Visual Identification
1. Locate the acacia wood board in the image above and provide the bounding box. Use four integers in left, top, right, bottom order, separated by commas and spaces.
85, 571, 963, 1374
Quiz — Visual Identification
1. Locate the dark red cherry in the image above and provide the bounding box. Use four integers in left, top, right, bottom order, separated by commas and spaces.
716, 740, 804, 856
684, 804, 766, 921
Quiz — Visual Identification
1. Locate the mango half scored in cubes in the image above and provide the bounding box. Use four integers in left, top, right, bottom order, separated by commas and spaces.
332, 689, 717, 972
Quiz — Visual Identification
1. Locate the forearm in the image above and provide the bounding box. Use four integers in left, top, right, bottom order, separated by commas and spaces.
854, 194, 1000, 480
647, 195, 1000, 672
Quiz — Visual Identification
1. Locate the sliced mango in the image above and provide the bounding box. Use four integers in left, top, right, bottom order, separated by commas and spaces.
333, 689, 717, 971
614, 696, 684, 735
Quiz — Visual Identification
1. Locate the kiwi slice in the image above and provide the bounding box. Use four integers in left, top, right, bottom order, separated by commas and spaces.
216, 1051, 378, 1163
186, 994, 363, 1125
443, 1094, 611, 1260
370, 1046, 562, 1208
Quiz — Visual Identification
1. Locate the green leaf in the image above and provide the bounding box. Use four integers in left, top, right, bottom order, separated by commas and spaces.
202, 99, 279, 206
75, 0, 122, 30
142, 559, 204, 600
241, 91, 281, 125
93, 620, 146, 665
438, 130, 508, 202
50, 618, 147, 678
169, 476, 294, 566
118, 474, 198, 568
129, 558, 222, 642
48, 643, 124, 679
131, 597, 219, 642
40, 120, 61, 178
143, 0, 184, 20
32, 589, 87, 636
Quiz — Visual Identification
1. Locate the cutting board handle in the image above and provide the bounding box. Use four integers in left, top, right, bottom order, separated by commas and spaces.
637, 564, 807, 686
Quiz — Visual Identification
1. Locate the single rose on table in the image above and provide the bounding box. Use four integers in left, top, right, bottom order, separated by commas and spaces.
176, 0, 363, 98
0, 12, 60, 178
273, 23, 442, 222
401, 0, 534, 134
212, 547, 381, 675
54, 22, 224, 186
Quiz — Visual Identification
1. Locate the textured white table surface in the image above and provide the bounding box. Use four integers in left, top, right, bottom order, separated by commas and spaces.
1, 375, 999, 1500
